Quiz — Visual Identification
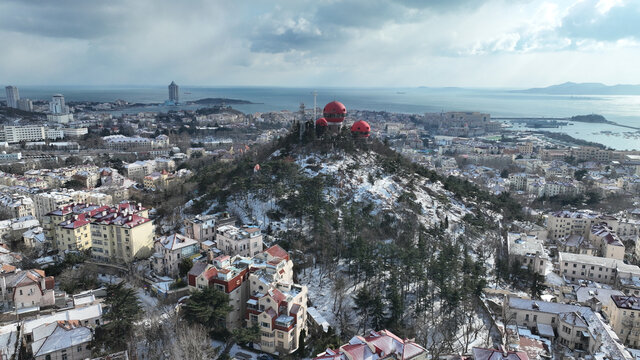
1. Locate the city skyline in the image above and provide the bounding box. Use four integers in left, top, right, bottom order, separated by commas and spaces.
1, 0, 640, 88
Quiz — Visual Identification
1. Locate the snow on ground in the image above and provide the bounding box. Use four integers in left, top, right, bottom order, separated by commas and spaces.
297, 264, 356, 331
136, 288, 159, 310
544, 261, 565, 287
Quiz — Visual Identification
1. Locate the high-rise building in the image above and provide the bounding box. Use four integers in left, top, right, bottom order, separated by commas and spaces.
49, 94, 68, 114
17, 98, 33, 112
5, 86, 19, 108
168, 81, 179, 103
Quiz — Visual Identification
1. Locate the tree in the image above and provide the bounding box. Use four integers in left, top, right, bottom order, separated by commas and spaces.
94, 282, 142, 352
295, 328, 307, 359
574, 169, 588, 181
182, 286, 233, 337
529, 271, 547, 300
179, 258, 193, 278
500, 169, 509, 178
64, 179, 85, 190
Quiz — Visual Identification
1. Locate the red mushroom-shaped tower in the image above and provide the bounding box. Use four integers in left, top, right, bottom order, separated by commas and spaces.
323, 101, 346, 134
350, 120, 371, 138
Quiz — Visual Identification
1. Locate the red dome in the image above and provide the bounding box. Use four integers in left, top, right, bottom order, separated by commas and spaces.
350, 120, 371, 137
315, 118, 328, 127
323, 101, 347, 123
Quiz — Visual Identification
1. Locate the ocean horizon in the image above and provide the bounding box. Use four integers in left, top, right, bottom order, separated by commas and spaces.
5, 85, 640, 150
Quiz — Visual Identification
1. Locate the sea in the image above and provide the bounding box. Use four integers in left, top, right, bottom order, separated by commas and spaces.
12, 86, 640, 151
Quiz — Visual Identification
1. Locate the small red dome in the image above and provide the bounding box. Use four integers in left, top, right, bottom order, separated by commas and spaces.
315, 118, 328, 127
323, 101, 346, 123
350, 120, 371, 138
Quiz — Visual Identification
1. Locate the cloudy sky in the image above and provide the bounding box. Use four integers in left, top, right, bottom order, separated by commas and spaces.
1, 0, 639, 87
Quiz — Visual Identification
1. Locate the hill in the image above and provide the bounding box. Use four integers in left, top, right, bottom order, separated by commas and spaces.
188, 129, 527, 354
513, 82, 640, 95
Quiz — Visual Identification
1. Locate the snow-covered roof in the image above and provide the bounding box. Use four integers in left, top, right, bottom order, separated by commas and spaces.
32, 321, 93, 357
23, 304, 102, 335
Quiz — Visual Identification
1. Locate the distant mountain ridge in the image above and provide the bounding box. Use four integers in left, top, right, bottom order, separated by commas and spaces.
513, 82, 640, 95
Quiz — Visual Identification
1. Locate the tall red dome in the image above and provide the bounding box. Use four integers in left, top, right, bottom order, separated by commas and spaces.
315, 118, 328, 127
323, 101, 347, 123
350, 120, 371, 138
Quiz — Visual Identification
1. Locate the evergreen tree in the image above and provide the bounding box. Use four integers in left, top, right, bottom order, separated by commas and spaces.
94, 282, 142, 352
182, 286, 233, 337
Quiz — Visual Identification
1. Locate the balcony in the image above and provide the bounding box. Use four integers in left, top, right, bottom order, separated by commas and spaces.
274, 315, 294, 328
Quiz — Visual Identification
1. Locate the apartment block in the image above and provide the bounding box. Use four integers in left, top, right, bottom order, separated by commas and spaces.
606, 295, 640, 348
31, 320, 92, 360
45, 202, 153, 263
558, 252, 640, 285
216, 224, 263, 257
507, 232, 549, 275
184, 213, 235, 243
188, 245, 307, 356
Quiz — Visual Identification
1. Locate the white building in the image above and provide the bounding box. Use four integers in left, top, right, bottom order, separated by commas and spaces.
4, 86, 19, 108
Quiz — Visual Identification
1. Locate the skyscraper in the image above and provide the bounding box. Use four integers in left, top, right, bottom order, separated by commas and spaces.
49, 94, 67, 114
5, 86, 19, 108
168, 81, 179, 103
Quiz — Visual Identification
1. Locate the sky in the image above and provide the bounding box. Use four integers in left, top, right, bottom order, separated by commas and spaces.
1, 0, 639, 88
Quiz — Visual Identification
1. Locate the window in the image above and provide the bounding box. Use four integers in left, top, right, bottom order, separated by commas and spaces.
262, 322, 270, 328
78, 346, 82, 352
278, 332, 284, 338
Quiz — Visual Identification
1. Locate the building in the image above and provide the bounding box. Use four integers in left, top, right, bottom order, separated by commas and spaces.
558, 252, 640, 285
49, 94, 69, 114
507, 232, 549, 275
17, 98, 33, 112
169, 81, 179, 103
0, 268, 55, 310
151, 233, 199, 277
606, 295, 640, 348
33, 192, 74, 220
184, 213, 235, 243
21, 304, 103, 343
188, 245, 308, 356
215, 224, 263, 257
589, 223, 625, 260
472, 347, 528, 360
547, 211, 598, 241
5, 86, 19, 108
62, 127, 89, 138
44, 202, 153, 263
31, 320, 93, 360
313, 330, 427, 360
505, 297, 632, 358
0, 192, 35, 218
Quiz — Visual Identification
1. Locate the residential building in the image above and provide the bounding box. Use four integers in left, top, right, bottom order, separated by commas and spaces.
558, 252, 640, 285
152, 233, 199, 277
44, 202, 153, 263
49, 94, 69, 114
5, 86, 19, 108
606, 295, 640, 348
21, 304, 103, 343
0, 268, 55, 310
0, 192, 35, 218
547, 211, 598, 241
188, 245, 308, 356
33, 192, 74, 220
184, 213, 235, 243
589, 223, 625, 260
507, 232, 549, 275
505, 297, 632, 358
31, 320, 92, 360
17, 98, 33, 112
216, 224, 263, 257
472, 347, 528, 360
557, 234, 596, 256
313, 330, 427, 360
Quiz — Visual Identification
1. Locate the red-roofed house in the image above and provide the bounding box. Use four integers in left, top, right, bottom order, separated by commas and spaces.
313, 330, 427, 360
0, 268, 55, 310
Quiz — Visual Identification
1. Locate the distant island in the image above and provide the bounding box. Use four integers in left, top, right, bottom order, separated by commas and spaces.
570, 114, 609, 124
188, 98, 255, 105
513, 82, 640, 95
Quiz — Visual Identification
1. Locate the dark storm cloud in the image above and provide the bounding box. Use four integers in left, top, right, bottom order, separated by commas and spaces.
558, 0, 640, 42
0, 0, 129, 39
